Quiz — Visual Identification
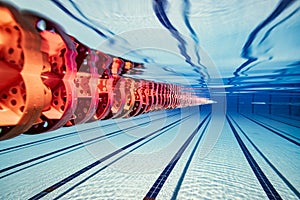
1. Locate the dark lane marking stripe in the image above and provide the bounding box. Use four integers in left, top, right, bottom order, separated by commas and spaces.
241, 114, 300, 146
28, 114, 191, 200
1, 142, 96, 179
0, 132, 79, 154
0, 110, 168, 153
144, 114, 210, 200
171, 117, 210, 200
54, 113, 195, 199
0, 112, 180, 175
227, 115, 282, 200
257, 113, 300, 128
228, 115, 300, 199
249, 115, 300, 141
1, 124, 142, 179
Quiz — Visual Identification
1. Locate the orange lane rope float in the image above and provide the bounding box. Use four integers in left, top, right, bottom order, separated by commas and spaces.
0, 2, 213, 140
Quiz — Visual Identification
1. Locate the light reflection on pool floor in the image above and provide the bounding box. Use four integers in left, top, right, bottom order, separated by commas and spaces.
0, 107, 299, 199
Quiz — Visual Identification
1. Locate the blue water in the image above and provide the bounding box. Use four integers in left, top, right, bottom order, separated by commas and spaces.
0, 0, 299, 199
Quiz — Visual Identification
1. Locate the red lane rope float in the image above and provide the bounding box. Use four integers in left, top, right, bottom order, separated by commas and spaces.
0, 2, 213, 140
0, 4, 45, 140
21, 13, 77, 135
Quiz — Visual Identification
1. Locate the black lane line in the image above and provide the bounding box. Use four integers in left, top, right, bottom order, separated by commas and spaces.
257, 113, 300, 128
0, 131, 122, 179
144, 114, 210, 200
275, 114, 300, 121
28, 114, 191, 200
227, 115, 282, 200
171, 117, 210, 200
0, 112, 180, 175
247, 114, 300, 141
1, 112, 182, 179
54, 113, 196, 199
0, 110, 168, 154
229, 115, 300, 199
241, 114, 300, 146
250, 114, 300, 141
0, 131, 77, 154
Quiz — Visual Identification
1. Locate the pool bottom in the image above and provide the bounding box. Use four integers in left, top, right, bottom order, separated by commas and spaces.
0, 108, 299, 199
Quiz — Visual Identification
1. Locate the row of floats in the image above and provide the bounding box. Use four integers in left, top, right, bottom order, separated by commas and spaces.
0, 2, 213, 140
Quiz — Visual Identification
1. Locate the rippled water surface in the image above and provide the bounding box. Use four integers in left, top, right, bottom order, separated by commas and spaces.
1, 0, 299, 199
5, 0, 300, 90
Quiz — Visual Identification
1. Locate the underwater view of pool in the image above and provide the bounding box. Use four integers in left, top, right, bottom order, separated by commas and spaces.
0, 0, 299, 199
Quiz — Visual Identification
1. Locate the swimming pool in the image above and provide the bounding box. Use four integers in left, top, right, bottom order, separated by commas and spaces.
0, 0, 299, 199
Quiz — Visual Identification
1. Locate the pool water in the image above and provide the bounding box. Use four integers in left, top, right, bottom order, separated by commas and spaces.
0, 0, 299, 199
